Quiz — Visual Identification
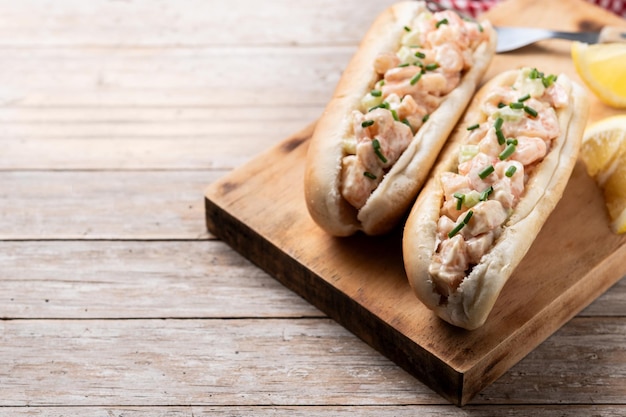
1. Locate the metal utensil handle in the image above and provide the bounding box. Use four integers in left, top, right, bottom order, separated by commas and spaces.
599, 26, 626, 43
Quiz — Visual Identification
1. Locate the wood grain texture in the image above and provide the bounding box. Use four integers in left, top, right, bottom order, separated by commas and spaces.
0, 318, 624, 407
1, 0, 625, 414
0, 171, 213, 239
0, 406, 625, 417
205, 0, 626, 406
205, 125, 626, 405
0, 241, 321, 319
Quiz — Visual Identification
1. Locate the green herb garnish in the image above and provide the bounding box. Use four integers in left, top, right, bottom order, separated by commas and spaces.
448, 210, 474, 238
410, 70, 423, 86
454, 192, 465, 210
505, 165, 517, 177
372, 138, 388, 163
478, 165, 495, 179
499, 143, 516, 160
496, 129, 506, 145
480, 186, 493, 201
524, 105, 538, 117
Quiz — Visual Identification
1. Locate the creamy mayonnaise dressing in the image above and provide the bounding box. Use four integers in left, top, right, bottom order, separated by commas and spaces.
340, 10, 488, 209
429, 67, 569, 297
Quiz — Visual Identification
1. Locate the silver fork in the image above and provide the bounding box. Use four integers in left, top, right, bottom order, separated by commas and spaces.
423, 0, 626, 53
495, 26, 626, 53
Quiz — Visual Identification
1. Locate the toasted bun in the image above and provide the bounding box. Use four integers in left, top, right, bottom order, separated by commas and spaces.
403, 69, 590, 330
304, 1, 497, 236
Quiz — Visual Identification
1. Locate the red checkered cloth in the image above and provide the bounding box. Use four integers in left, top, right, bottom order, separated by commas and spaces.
436, 0, 626, 17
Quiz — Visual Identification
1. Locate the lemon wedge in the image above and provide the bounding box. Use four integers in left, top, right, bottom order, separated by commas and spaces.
580, 115, 626, 234
571, 42, 626, 109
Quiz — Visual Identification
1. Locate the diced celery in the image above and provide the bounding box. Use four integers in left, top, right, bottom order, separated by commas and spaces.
464, 190, 481, 208
400, 30, 422, 47
513, 67, 546, 98
361, 92, 383, 113
458, 144, 480, 164
342, 137, 356, 155
492, 106, 524, 122
397, 46, 420, 65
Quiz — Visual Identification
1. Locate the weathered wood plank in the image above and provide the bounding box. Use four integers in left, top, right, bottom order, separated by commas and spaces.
0, 318, 439, 406
0, 107, 321, 170
0, 405, 625, 417
477, 317, 626, 404
0, 241, 321, 319
205, 118, 626, 404
0, 0, 397, 47
0, 318, 623, 406
0, 47, 351, 107
0, 171, 214, 240
0, 240, 621, 320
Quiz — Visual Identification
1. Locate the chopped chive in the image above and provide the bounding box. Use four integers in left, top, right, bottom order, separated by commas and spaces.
448, 209, 474, 238
478, 23, 484, 32
499, 143, 516, 160
447, 222, 465, 238
404, 25, 411, 32
498, 102, 506, 108
496, 129, 506, 145
505, 165, 517, 177
517, 93, 531, 102
368, 101, 389, 112
379, 80, 385, 87
415, 51, 426, 59
436, 18, 449, 28
454, 192, 465, 210
467, 123, 480, 131
401, 118, 413, 132
363, 171, 377, 180
370, 89, 382, 97
361, 119, 375, 128
529, 68, 541, 79
425, 62, 439, 71
524, 105, 538, 117
509, 102, 524, 109
506, 138, 518, 146
390, 109, 399, 121
372, 139, 388, 163
480, 186, 493, 201
422, 114, 430, 123
410, 70, 423, 85
494, 117, 504, 130
478, 165, 495, 179
542, 73, 557, 87
398, 62, 410, 68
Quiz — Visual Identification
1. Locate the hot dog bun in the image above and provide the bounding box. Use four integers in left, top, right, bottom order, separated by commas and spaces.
403, 68, 590, 330
304, 1, 497, 236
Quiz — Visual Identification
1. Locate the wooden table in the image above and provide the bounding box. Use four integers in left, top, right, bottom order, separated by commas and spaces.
1, 0, 625, 415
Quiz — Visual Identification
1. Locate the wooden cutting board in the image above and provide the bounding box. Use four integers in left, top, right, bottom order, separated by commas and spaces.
205, 0, 626, 406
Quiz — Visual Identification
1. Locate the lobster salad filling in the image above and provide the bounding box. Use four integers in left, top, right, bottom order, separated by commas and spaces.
429, 67, 570, 298
340, 9, 489, 209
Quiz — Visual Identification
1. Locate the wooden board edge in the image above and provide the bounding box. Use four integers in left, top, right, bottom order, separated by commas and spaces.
460, 243, 626, 405
204, 189, 468, 405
